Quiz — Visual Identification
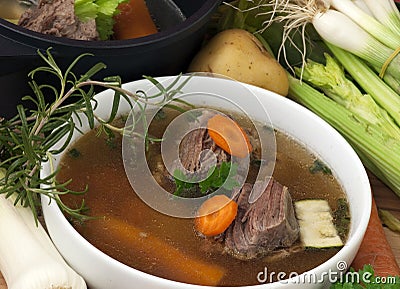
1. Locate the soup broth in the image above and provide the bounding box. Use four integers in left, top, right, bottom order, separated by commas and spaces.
0, 0, 29, 22
58, 110, 348, 286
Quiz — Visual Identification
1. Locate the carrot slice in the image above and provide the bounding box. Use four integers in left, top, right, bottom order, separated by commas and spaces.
113, 0, 158, 40
207, 114, 252, 158
195, 195, 238, 237
351, 195, 400, 277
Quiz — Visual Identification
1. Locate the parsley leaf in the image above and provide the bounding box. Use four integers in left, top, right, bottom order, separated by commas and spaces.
199, 162, 239, 193
173, 162, 240, 197
309, 159, 332, 175
173, 169, 196, 196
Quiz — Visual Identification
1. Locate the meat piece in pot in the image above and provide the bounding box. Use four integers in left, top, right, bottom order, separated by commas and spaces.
178, 127, 230, 178
224, 178, 300, 260
18, 0, 99, 41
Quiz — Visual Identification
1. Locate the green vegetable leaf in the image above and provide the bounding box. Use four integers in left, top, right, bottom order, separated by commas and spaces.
199, 162, 239, 193
95, 13, 115, 40
173, 162, 240, 197
74, 0, 98, 22
96, 0, 127, 40
74, 0, 128, 40
96, 0, 123, 16
173, 169, 196, 196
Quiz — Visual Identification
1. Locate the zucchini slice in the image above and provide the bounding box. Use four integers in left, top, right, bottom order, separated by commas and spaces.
295, 199, 344, 248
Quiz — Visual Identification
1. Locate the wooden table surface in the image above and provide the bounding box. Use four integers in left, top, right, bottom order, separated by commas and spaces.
0, 174, 399, 288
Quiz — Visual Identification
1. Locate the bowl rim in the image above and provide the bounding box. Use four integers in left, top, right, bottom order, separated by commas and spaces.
0, 0, 222, 49
41, 75, 372, 289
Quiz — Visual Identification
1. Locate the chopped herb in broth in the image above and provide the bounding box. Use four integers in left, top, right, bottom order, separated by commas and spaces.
68, 148, 81, 159
310, 159, 333, 175
333, 198, 351, 240
58, 108, 349, 286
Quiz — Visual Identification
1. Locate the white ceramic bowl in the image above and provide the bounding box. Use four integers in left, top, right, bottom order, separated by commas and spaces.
41, 75, 371, 289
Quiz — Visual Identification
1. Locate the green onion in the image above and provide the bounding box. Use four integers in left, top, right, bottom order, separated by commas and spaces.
331, 0, 400, 50
0, 169, 87, 289
256, 0, 400, 79
351, 0, 374, 16
312, 10, 400, 77
363, 0, 400, 36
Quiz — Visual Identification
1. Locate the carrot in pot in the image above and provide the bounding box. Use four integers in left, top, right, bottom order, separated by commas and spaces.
113, 0, 158, 40
351, 195, 400, 277
105, 217, 226, 286
195, 195, 238, 237
207, 114, 253, 158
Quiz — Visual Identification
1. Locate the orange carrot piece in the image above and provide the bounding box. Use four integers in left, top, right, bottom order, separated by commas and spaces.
195, 195, 238, 237
106, 217, 226, 286
207, 114, 252, 158
351, 195, 400, 277
113, 0, 158, 40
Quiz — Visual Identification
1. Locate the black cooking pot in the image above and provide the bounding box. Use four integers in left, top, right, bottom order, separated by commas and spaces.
0, 0, 222, 118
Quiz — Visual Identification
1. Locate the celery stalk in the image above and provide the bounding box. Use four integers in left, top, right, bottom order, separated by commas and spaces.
296, 54, 400, 140
381, 72, 400, 95
379, 209, 400, 233
288, 75, 400, 197
325, 42, 400, 126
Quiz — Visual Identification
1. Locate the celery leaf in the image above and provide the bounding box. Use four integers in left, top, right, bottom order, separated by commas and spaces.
74, 0, 128, 40
74, 0, 98, 22
95, 0, 127, 40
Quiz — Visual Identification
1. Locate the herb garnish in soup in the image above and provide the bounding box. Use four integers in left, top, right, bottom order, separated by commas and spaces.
58, 107, 350, 286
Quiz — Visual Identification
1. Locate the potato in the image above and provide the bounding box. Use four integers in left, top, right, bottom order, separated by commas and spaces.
188, 29, 289, 96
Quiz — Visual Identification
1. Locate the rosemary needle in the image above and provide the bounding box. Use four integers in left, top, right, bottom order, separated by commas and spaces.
0, 48, 188, 223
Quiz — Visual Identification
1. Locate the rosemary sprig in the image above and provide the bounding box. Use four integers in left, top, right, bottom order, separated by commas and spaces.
0, 48, 188, 223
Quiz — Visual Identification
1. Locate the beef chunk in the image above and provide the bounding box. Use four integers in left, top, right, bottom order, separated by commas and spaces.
176, 113, 230, 181
224, 178, 299, 260
18, 0, 99, 41
179, 128, 230, 174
